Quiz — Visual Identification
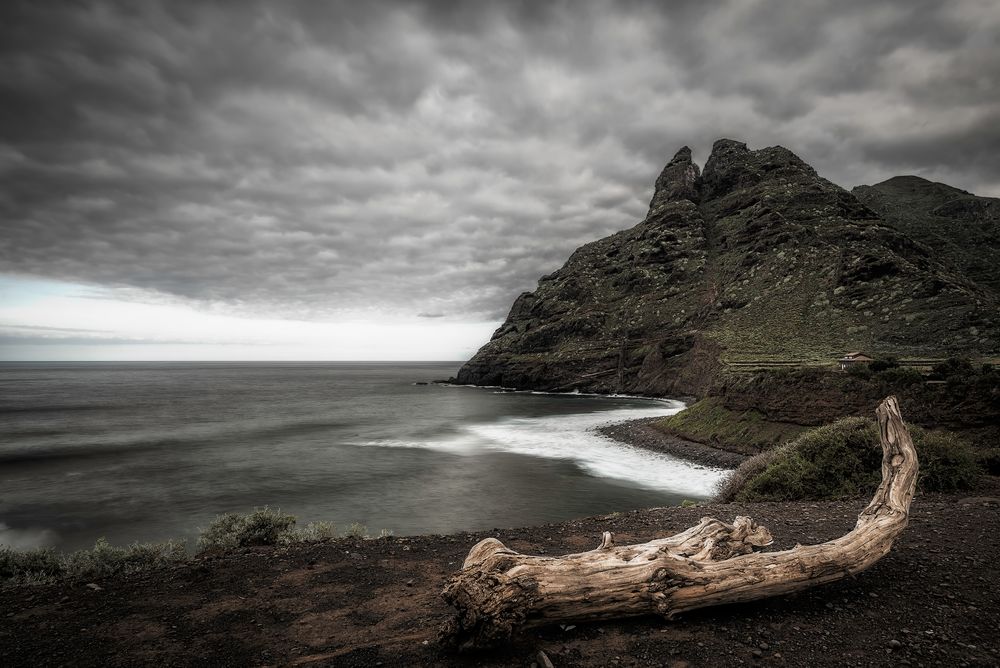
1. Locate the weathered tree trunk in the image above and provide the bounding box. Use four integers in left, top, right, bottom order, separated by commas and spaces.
442, 396, 918, 647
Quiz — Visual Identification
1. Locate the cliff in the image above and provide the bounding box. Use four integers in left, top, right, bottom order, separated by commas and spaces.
456, 140, 1000, 396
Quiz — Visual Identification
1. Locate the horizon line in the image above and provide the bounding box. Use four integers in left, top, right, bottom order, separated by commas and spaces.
0, 359, 468, 363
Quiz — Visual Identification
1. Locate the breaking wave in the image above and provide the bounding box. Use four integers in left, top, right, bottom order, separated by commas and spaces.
364, 399, 728, 498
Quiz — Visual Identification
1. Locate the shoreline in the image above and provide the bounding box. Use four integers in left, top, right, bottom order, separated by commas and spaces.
440, 381, 744, 470
597, 415, 748, 470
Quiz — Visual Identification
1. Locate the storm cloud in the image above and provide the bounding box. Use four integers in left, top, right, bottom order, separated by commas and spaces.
1, 0, 998, 322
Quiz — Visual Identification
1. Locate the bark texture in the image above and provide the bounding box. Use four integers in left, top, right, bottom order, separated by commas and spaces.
442, 396, 918, 647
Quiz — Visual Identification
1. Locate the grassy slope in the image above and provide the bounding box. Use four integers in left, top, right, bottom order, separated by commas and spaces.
651, 397, 806, 455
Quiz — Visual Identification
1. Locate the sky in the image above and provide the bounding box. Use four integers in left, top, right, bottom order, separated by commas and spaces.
1, 0, 998, 361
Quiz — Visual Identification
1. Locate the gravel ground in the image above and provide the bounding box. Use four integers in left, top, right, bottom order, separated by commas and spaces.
2, 482, 999, 667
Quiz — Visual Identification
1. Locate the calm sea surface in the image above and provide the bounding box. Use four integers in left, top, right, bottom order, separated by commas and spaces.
0, 362, 726, 551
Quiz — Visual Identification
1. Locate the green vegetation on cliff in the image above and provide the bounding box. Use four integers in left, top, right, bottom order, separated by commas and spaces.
654, 361, 999, 463
651, 397, 805, 455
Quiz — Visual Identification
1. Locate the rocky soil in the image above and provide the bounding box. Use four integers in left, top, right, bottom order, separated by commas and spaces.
2, 482, 999, 667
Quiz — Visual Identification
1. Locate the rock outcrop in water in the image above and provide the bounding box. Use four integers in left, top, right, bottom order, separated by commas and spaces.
456, 139, 1000, 395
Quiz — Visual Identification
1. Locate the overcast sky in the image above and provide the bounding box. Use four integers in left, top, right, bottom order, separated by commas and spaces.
1, 0, 998, 360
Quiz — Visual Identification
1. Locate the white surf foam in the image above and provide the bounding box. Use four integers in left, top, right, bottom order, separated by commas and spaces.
363, 398, 729, 498
465, 406, 727, 497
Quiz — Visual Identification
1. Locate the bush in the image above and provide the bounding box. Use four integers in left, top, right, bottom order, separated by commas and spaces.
868, 357, 899, 373
845, 364, 872, 379
929, 357, 975, 381
0, 547, 63, 584
3, 510, 379, 585
715, 444, 793, 503
915, 431, 986, 492
718, 417, 981, 502
283, 521, 338, 544
4, 510, 376, 585
1, 539, 186, 585
197, 507, 297, 552
344, 522, 369, 539
978, 448, 1000, 476
62, 538, 187, 580
872, 366, 924, 387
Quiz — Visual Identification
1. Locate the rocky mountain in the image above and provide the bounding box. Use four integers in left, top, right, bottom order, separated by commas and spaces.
456, 140, 1000, 396
853, 176, 1000, 296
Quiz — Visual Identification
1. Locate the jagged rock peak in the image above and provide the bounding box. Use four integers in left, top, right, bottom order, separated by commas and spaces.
709, 138, 750, 156
701, 139, 752, 182
647, 145, 702, 215
701, 138, 816, 201
669, 145, 694, 162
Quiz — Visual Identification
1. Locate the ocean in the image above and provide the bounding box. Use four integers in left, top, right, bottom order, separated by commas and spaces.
0, 362, 727, 552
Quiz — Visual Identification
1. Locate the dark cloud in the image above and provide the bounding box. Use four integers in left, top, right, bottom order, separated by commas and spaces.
1, 0, 997, 321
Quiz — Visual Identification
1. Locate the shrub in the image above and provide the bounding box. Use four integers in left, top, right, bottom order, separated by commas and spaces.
868, 357, 899, 373
282, 521, 338, 544
0, 547, 63, 584
344, 522, 369, 539
845, 364, 872, 379
715, 444, 793, 503
873, 366, 924, 387
1, 539, 186, 585
4, 510, 377, 585
978, 448, 1000, 476
718, 417, 981, 502
62, 538, 187, 580
914, 431, 985, 492
929, 357, 975, 381
197, 507, 297, 552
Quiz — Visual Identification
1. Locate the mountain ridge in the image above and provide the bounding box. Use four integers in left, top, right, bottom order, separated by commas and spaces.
456, 139, 999, 396
853, 175, 1000, 295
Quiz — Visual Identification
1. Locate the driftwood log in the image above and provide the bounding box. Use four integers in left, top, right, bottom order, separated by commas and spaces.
442, 396, 918, 647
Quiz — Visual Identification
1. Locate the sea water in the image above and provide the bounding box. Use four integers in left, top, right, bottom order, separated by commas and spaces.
0, 362, 727, 551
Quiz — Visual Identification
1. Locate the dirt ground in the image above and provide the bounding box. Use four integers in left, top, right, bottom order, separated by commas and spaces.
2, 481, 999, 667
